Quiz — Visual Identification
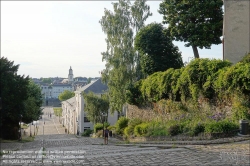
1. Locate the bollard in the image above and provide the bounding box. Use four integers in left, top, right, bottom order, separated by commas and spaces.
239, 120, 249, 135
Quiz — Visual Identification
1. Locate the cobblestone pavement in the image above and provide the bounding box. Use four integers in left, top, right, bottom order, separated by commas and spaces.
1, 107, 250, 165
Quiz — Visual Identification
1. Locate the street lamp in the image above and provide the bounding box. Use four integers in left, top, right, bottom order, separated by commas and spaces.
30, 122, 32, 137
34, 121, 36, 136
19, 114, 23, 141
76, 120, 79, 135
101, 112, 107, 143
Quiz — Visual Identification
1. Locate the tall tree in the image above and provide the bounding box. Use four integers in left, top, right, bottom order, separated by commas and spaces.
83, 92, 109, 124
158, 0, 223, 58
22, 80, 43, 123
58, 90, 75, 101
100, 0, 151, 113
135, 23, 183, 76
0, 57, 29, 139
131, 0, 152, 80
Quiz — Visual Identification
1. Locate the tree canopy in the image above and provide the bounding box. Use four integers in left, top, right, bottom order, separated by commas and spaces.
0, 57, 42, 139
135, 22, 183, 76
100, 0, 152, 113
58, 90, 75, 101
158, 0, 223, 58
83, 92, 109, 124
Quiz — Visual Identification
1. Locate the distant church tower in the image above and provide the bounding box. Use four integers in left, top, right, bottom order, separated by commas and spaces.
223, 0, 250, 63
68, 66, 74, 83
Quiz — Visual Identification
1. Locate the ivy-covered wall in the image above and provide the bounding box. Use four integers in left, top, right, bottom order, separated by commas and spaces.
126, 54, 250, 122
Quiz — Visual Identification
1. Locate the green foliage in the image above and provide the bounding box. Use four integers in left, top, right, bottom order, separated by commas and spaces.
168, 124, 181, 136
204, 120, 238, 133
83, 92, 109, 124
58, 90, 74, 101
107, 125, 116, 131
189, 123, 205, 136
159, 0, 223, 58
239, 53, 250, 64
134, 22, 183, 76
214, 62, 250, 95
124, 118, 143, 136
53, 108, 62, 116
82, 129, 93, 137
100, 0, 152, 113
176, 59, 231, 102
231, 94, 250, 121
115, 117, 129, 135
0, 57, 31, 139
140, 68, 184, 102
134, 123, 149, 136
125, 80, 144, 105
94, 122, 110, 133
147, 121, 168, 136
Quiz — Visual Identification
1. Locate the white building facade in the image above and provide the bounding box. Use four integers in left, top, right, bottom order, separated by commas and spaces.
61, 78, 119, 134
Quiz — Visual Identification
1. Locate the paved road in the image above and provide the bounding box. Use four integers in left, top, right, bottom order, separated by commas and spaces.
1, 107, 249, 165
37, 107, 65, 135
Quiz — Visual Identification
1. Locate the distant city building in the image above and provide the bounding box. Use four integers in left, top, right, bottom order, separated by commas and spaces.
68, 66, 74, 83
33, 66, 100, 99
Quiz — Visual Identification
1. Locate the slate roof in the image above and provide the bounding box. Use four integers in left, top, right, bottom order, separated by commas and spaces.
62, 96, 76, 109
77, 78, 108, 94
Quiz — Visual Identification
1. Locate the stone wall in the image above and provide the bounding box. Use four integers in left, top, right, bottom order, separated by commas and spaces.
126, 104, 171, 121
224, 0, 250, 63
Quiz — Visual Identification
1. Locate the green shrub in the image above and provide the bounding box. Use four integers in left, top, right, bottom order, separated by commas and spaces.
168, 124, 181, 136
189, 123, 205, 136
115, 117, 129, 135
94, 122, 110, 133
134, 123, 149, 136
107, 125, 116, 131
125, 118, 143, 136
204, 120, 238, 133
125, 80, 144, 105
82, 129, 93, 137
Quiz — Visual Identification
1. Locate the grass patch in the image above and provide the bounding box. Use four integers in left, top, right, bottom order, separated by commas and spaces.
21, 124, 29, 129
53, 107, 62, 116
0, 136, 35, 143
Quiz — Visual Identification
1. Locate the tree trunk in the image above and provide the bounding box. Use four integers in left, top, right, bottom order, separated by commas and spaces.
192, 45, 200, 58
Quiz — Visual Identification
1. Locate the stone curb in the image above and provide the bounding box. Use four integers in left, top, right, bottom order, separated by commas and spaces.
117, 136, 250, 146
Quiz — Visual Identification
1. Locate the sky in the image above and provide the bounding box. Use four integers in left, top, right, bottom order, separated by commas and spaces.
1, 1, 222, 78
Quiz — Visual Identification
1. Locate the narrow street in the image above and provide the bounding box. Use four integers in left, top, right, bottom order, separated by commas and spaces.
0, 107, 249, 165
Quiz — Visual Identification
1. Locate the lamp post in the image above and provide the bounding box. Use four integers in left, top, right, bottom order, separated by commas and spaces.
34, 121, 36, 136
76, 120, 79, 135
101, 112, 107, 144
30, 122, 32, 137
19, 114, 22, 141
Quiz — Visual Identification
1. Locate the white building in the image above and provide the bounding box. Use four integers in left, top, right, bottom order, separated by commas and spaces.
61, 78, 119, 134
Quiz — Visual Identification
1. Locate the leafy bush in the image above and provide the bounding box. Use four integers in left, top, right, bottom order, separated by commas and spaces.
107, 125, 116, 131
168, 124, 181, 136
204, 120, 238, 133
189, 123, 205, 136
94, 122, 110, 133
134, 123, 149, 136
124, 118, 143, 136
125, 80, 144, 105
115, 117, 129, 135
239, 53, 250, 64
82, 129, 93, 137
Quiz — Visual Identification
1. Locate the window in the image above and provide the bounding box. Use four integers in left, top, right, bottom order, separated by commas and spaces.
84, 117, 90, 122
